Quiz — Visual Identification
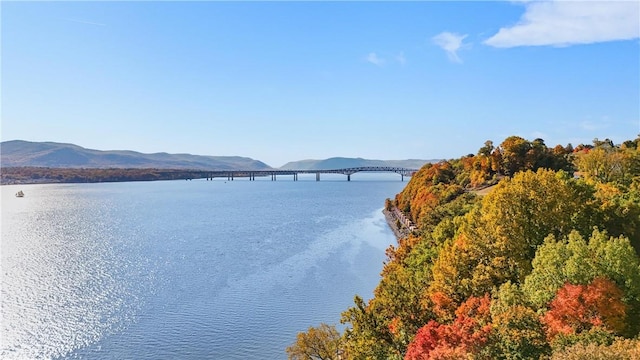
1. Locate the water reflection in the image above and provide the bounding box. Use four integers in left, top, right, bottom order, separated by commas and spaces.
1, 179, 403, 359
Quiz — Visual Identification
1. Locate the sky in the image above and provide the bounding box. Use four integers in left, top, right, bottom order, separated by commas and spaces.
2, 1, 639, 167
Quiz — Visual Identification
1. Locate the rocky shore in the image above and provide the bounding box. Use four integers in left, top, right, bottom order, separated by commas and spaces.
382, 208, 412, 240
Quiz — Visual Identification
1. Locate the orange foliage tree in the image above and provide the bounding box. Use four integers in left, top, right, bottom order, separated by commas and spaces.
542, 277, 628, 340
405, 295, 492, 360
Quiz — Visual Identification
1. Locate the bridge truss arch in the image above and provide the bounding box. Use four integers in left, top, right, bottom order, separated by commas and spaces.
200, 166, 418, 182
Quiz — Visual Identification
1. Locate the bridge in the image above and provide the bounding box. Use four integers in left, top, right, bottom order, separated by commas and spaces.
198, 166, 418, 182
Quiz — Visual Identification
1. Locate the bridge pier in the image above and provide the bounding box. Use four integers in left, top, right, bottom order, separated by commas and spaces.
401, 174, 404, 181
347, 174, 351, 181
316, 173, 320, 181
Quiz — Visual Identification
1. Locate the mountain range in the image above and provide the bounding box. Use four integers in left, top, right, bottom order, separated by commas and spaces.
1, 140, 436, 170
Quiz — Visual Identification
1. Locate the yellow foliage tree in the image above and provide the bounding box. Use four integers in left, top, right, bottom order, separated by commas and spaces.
286, 323, 343, 360
428, 169, 597, 315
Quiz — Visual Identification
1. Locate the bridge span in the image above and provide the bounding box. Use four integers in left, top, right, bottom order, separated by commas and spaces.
199, 166, 418, 182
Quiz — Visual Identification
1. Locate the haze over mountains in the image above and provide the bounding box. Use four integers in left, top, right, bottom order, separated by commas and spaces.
1, 141, 435, 170
1, 141, 271, 170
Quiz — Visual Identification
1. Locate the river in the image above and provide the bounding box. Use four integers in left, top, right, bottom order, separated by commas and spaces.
1, 174, 405, 359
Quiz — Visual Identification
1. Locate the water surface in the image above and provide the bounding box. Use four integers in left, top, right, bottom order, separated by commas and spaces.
1, 175, 404, 359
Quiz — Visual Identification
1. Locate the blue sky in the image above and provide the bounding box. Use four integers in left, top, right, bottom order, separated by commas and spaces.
2, 1, 639, 167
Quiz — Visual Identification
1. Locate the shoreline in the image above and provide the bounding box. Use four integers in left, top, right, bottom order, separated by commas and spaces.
382, 208, 411, 240
0, 167, 212, 185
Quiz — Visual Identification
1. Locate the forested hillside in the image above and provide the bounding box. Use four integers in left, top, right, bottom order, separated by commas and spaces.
0, 140, 271, 170
288, 135, 640, 360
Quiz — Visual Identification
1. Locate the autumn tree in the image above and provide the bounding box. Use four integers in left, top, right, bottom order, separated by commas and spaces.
549, 338, 640, 360
455, 140, 500, 188
478, 140, 494, 157
394, 162, 465, 227
497, 136, 532, 176
550, 144, 573, 172
522, 229, 640, 330
286, 323, 343, 360
593, 182, 640, 254
542, 278, 628, 341
341, 296, 402, 359
491, 305, 550, 359
341, 185, 478, 358
574, 140, 640, 186
428, 169, 597, 312
370, 245, 434, 353
327, 136, 640, 359
405, 295, 492, 360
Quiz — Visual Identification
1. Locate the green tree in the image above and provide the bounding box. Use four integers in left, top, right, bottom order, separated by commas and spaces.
523, 229, 640, 312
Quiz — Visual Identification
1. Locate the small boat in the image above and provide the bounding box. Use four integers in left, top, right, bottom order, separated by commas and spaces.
16, 190, 24, 198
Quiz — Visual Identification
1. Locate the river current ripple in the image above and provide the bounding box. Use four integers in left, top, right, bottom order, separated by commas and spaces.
1, 175, 405, 359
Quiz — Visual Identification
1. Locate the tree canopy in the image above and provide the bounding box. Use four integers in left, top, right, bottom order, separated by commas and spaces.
289, 135, 640, 360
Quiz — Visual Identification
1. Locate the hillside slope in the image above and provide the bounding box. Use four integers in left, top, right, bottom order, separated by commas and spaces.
1, 140, 271, 170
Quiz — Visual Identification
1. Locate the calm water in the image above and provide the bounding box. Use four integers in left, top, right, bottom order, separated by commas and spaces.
1, 174, 405, 359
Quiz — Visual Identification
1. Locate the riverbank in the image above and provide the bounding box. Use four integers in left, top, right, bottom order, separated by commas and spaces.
382, 208, 412, 240
0, 167, 210, 185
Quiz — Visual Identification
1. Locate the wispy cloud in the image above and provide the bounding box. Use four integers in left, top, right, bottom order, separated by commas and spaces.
396, 51, 406, 65
365, 52, 385, 66
580, 117, 611, 132
484, 1, 640, 48
578, 115, 616, 132
64, 18, 106, 26
432, 32, 468, 63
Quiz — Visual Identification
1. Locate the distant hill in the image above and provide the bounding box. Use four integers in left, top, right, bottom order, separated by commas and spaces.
1, 140, 438, 172
1, 140, 272, 170
279, 157, 438, 170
